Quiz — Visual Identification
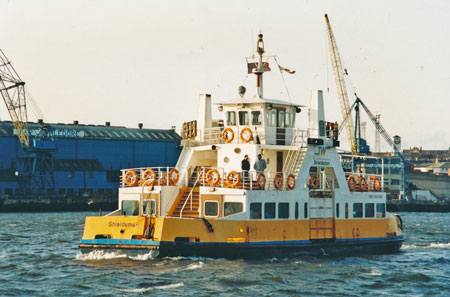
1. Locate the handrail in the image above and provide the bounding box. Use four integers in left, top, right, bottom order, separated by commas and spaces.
179, 168, 204, 218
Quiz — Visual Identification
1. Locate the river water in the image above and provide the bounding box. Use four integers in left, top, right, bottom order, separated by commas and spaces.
1, 212, 449, 296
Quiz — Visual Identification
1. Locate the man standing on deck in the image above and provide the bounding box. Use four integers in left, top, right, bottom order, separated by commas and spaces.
241, 155, 250, 181
254, 154, 267, 174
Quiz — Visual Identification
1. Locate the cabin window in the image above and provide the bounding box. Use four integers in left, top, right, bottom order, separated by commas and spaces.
264, 202, 276, 219
295, 202, 299, 219
278, 202, 289, 219
239, 111, 249, 125
122, 200, 139, 216
345, 203, 349, 219
204, 201, 219, 217
224, 202, 243, 216
365, 203, 375, 218
353, 203, 363, 218
376, 203, 386, 218
278, 110, 285, 128
304, 202, 308, 218
270, 110, 277, 127
285, 112, 293, 128
250, 203, 262, 219
227, 111, 236, 126
336, 203, 340, 218
251, 111, 262, 125
143, 200, 156, 215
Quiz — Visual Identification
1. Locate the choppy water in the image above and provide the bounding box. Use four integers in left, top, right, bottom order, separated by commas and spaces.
1, 212, 449, 296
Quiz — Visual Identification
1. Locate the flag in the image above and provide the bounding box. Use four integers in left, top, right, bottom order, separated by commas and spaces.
278, 65, 296, 74
247, 62, 271, 74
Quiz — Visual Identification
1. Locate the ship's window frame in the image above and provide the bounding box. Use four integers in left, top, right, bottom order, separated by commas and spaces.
376, 203, 386, 218
143, 199, 156, 216
278, 202, 289, 219
251, 110, 262, 125
121, 200, 139, 216
285, 112, 293, 128
238, 111, 249, 126
336, 202, 340, 218
250, 202, 262, 219
345, 203, 349, 219
278, 110, 285, 128
304, 202, 308, 218
353, 203, 363, 218
227, 111, 236, 126
295, 202, 299, 219
224, 202, 244, 217
264, 202, 276, 219
204, 200, 219, 217
270, 110, 277, 127
365, 203, 375, 218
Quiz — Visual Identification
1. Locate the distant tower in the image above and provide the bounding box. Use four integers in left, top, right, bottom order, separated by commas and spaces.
375, 114, 381, 152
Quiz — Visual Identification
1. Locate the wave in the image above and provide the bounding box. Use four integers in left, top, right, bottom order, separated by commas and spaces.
401, 242, 450, 250
75, 250, 127, 261
118, 282, 184, 293
129, 251, 159, 261
185, 261, 204, 270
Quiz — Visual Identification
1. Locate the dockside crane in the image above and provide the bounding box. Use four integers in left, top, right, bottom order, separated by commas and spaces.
0, 49, 56, 196
325, 14, 357, 153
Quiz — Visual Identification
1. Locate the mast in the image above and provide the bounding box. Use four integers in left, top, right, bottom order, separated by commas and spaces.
255, 34, 265, 98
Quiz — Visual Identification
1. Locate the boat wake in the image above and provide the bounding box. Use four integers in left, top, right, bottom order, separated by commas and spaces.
401, 242, 450, 250
75, 250, 158, 261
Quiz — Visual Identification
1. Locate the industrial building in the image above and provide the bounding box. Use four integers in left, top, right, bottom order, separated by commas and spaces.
0, 120, 181, 199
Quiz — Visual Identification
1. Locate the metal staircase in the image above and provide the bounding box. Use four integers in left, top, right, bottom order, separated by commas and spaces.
170, 187, 200, 218
283, 132, 307, 178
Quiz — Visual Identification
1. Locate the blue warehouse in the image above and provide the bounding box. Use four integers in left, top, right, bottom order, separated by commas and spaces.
0, 120, 181, 199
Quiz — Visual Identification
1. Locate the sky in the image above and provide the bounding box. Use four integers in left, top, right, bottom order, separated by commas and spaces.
1, 0, 449, 151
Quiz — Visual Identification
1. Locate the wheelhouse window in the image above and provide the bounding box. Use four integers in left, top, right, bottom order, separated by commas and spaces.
278, 110, 285, 128
285, 112, 293, 128
239, 111, 249, 125
353, 203, 363, 218
205, 201, 219, 217
251, 111, 262, 125
264, 202, 276, 219
270, 110, 277, 127
143, 200, 156, 216
224, 202, 243, 216
122, 200, 139, 216
376, 203, 386, 218
365, 203, 375, 218
278, 202, 289, 219
227, 111, 236, 126
250, 202, 262, 219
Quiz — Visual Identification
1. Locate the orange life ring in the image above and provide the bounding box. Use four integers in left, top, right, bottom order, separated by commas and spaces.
124, 170, 138, 187
142, 168, 156, 183
309, 174, 319, 189
273, 173, 283, 189
239, 127, 253, 143
226, 171, 240, 187
182, 122, 188, 139
286, 174, 296, 190
359, 176, 368, 191
186, 122, 192, 138
169, 168, 179, 185
206, 169, 221, 186
256, 173, 266, 189
191, 121, 197, 137
369, 176, 381, 191
221, 128, 234, 143
347, 175, 357, 191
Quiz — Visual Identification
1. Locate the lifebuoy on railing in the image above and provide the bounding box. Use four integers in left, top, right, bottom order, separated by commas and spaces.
286, 174, 296, 190
226, 171, 240, 187
309, 174, 319, 189
369, 176, 381, 191
239, 127, 253, 143
256, 173, 266, 189
124, 170, 138, 187
221, 128, 234, 143
359, 176, 368, 191
142, 168, 156, 183
169, 168, 179, 185
274, 173, 283, 189
206, 169, 221, 186
347, 175, 357, 191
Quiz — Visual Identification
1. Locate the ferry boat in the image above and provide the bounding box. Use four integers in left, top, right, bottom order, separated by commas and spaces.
79, 34, 404, 258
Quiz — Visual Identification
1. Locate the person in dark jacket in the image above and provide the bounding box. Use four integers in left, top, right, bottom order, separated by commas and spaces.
241, 155, 250, 180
